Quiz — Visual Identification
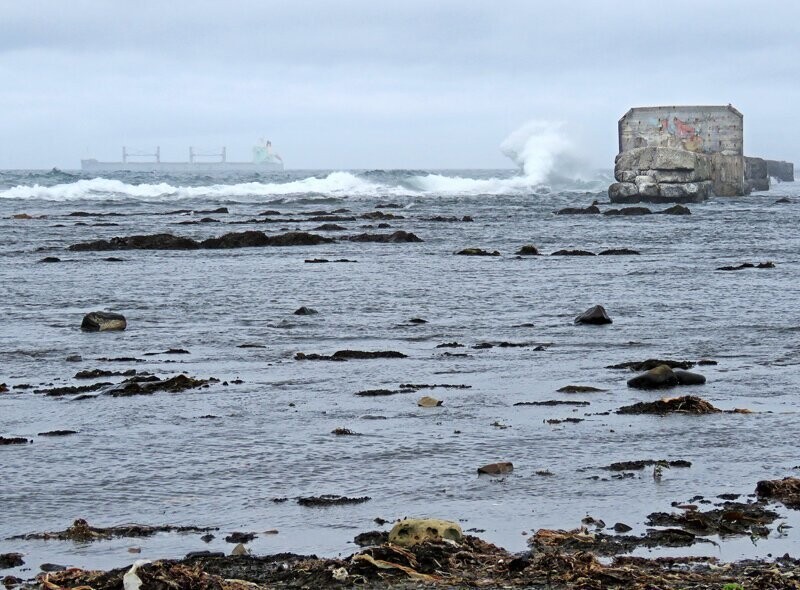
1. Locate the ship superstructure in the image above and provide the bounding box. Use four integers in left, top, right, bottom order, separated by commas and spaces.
81, 139, 284, 172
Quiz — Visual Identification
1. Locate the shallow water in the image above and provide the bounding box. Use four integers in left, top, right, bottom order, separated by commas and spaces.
1, 169, 799, 576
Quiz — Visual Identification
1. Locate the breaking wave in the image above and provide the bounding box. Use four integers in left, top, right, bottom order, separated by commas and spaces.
0, 121, 606, 202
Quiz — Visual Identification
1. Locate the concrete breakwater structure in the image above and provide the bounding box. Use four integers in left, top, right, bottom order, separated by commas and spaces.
609, 105, 794, 204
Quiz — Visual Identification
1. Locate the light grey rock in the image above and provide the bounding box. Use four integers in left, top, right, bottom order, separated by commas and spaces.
608, 182, 638, 202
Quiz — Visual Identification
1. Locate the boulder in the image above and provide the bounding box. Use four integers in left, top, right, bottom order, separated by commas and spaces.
598, 248, 640, 255
551, 249, 595, 256
574, 305, 612, 325
417, 396, 442, 407
388, 518, 463, 547
556, 205, 600, 215
674, 369, 706, 386
478, 462, 514, 475
0, 553, 25, 569
293, 306, 318, 316
658, 182, 711, 202
81, 311, 127, 332
658, 205, 691, 215
627, 365, 679, 389
515, 245, 540, 256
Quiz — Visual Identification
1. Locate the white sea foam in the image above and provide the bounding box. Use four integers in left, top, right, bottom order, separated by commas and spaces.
0, 122, 602, 201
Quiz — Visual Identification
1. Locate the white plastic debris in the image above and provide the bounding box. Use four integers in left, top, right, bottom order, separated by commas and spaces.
122, 559, 151, 590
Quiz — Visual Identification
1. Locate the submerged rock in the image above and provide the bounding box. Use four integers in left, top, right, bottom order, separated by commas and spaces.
81, 311, 127, 332
602, 459, 691, 471
617, 395, 721, 415
388, 518, 463, 547
296, 350, 407, 361
556, 205, 601, 215
603, 207, 652, 216
69, 231, 333, 251
551, 249, 595, 256
293, 306, 318, 316
574, 305, 612, 325
557, 385, 607, 394
348, 231, 422, 243
0, 436, 30, 445
297, 495, 370, 507
456, 248, 500, 256
38, 256, 61, 263
717, 261, 775, 271
598, 248, 640, 255
607, 359, 695, 371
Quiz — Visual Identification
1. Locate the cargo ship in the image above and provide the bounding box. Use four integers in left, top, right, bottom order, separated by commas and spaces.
81, 139, 284, 172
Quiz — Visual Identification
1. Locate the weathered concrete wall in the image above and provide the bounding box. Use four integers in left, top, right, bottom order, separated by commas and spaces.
619, 105, 743, 155
744, 157, 770, 192
711, 154, 745, 197
766, 160, 794, 182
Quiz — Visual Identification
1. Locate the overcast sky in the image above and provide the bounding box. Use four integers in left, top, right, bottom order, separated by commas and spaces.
1, 0, 798, 170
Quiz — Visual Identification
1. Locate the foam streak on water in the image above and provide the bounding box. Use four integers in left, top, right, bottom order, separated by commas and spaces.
0, 168, 799, 574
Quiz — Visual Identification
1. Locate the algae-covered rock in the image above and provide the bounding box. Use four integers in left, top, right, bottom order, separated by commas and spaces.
81, 311, 127, 332
388, 518, 463, 547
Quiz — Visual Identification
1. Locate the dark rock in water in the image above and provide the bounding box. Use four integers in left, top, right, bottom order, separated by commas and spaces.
70, 233, 200, 251
81, 311, 126, 332
472, 342, 493, 349
613, 523, 632, 533
646, 502, 778, 536
557, 385, 607, 393
293, 306, 318, 316
436, 342, 464, 348
627, 365, 679, 389
200, 533, 215, 543
40, 563, 66, 572
348, 231, 422, 243
598, 248, 640, 255
515, 245, 540, 255
258, 210, 282, 216
11, 518, 217, 542
551, 249, 595, 256
104, 257, 124, 262
361, 211, 404, 220
106, 374, 212, 397
38, 430, 78, 437
69, 231, 333, 251
556, 205, 601, 215
202, 231, 333, 248
331, 428, 360, 435
75, 368, 135, 379
224, 532, 257, 544
312, 223, 347, 231
658, 205, 691, 215
186, 550, 225, 559
65, 354, 83, 362
617, 395, 721, 415
607, 359, 695, 371
143, 348, 190, 356
477, 462, 514, 475
717, 261, 775, 271
756, 477, 800, 508
604, 207, 652, 216
39, 256, 61, 263
296, 350, 407, 361
297, 494, 370, 507
355, 389, 405, 397
408, 318, 427, 324
35, 381, 112, 397
455, 248, 500, 256
0, 437, 30, 445
514, 400, 590, 407
574, 305, 612, 325
354, 530, 389, 547
375, 202, 403, 209
775, 197, 791, 204
0, 553, 24, 569
0, 383, 7, 393
603, 459, 691, 471
333, 350, 407, 360
674, 369, 707, 386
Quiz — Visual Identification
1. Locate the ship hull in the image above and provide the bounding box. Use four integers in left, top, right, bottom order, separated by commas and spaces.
81, 160, 284, 172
